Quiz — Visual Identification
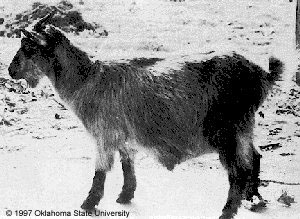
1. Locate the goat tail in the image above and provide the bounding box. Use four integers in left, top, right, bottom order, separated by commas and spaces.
268, 56, 284, 84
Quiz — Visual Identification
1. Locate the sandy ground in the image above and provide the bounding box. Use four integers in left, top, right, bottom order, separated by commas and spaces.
0, 0, 300, 218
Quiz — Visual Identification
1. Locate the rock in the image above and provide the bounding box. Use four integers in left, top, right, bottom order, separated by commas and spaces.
55, 113, 62, 119
258, 143, 282, 151
277, 191, 295, 207
0, 0, 107, 38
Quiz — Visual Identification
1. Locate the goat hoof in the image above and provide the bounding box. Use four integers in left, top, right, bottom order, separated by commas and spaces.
81, 195, 100, 210
249, 199, 267, 212
219, 212, 235, 219
116, 191, 134, 204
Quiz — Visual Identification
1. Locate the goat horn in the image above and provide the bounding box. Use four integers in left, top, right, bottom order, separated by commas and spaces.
33, 10, 56, 32
20, 29, 47, 46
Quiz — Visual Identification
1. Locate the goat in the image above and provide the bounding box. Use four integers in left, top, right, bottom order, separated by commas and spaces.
8, 13, 284, 219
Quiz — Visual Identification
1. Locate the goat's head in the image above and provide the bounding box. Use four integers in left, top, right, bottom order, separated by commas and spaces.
8, 11, 68, 87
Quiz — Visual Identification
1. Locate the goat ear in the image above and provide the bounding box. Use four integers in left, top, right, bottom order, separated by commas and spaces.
20, 29, 47, 46
20, 29, 34, 39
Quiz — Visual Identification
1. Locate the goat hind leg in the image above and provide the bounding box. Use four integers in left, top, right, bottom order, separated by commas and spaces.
219, 150, 248, 219
235, 133, 264, 203
219, 132, 265, 218
244, 146, 262, 200
116, 148, 137, 204
244, 146, 267, 212
218, 131, 254, 219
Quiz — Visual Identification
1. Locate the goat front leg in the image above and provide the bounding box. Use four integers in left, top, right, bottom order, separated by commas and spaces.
81, 170, 107, 210
81, 140, 115, 210
116, 147, 137, 204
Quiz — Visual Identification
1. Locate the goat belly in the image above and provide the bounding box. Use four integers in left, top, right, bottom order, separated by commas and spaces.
155, 141, 215, 170
126, 133, 214, 171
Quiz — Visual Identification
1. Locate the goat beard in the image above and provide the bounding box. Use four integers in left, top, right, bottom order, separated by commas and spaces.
24, 68, 44, 88
26, 78, 39, 88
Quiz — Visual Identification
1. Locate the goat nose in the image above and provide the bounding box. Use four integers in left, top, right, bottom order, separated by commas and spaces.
8, 65, 18, 79
8, 65, 12, 76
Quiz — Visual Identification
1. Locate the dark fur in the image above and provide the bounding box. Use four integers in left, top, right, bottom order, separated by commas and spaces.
128, 57, 165, 68
9, 25, 283, 219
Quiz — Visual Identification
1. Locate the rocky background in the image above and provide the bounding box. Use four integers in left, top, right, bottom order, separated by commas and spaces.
0, 0, 299, 218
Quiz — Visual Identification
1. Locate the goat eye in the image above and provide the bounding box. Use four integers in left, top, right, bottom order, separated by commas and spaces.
22, 46, 39, 58
21, 40, 38, 52
24, 44, 33, 52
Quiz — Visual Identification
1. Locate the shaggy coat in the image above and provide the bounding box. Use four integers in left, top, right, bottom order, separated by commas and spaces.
9, 21, 283, 219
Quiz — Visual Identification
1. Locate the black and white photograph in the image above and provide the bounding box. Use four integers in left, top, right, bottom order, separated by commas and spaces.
0, 0, 300, 218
